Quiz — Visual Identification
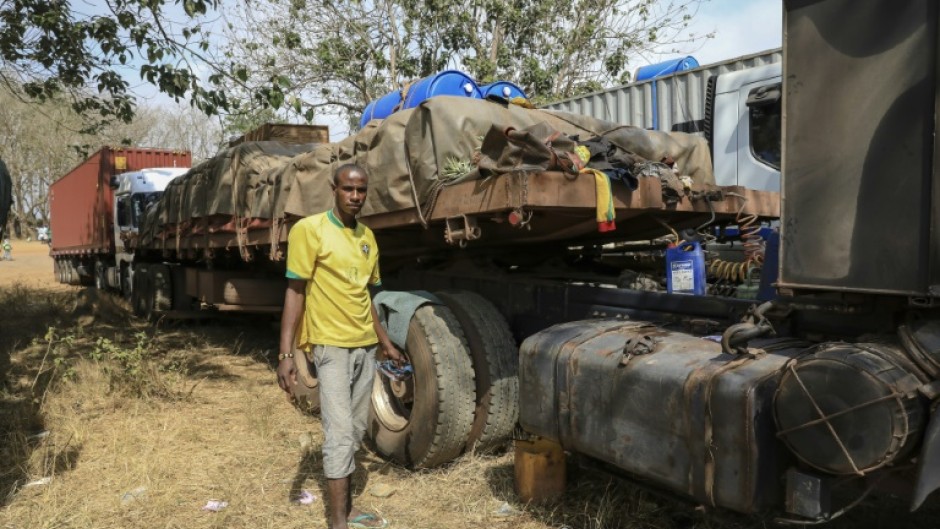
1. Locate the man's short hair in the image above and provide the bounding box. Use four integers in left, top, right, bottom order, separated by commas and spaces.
333, 163, 367, 185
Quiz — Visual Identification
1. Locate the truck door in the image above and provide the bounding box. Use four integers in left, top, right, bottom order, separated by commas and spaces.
736, 81, 781, 191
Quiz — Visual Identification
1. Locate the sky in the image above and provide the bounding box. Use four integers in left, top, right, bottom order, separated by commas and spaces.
130, 0, 784, 140
670, 0, 782, 65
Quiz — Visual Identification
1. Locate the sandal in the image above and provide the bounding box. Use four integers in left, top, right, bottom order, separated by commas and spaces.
347, 513, 388, 529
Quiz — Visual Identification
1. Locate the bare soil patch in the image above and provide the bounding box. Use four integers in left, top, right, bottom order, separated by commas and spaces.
0, 241, 62, 289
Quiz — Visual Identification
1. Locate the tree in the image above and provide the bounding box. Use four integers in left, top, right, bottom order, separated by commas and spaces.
221, 0, 709, 131
0, 83, 223, 233
0, 0, 288, 131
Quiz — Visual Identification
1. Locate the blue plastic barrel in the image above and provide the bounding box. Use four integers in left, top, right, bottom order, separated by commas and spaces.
665, 241, 706, 295
635, 56, 700, 82
359, 70, 483, 128
359, 90, 403, 129
480, 81, 527, 100
402, 70, 481, 109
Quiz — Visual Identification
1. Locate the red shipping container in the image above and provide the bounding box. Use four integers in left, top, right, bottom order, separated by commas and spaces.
49, 147, 191, 256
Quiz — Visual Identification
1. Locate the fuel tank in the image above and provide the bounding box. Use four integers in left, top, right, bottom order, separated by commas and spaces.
519, 319, 804, 513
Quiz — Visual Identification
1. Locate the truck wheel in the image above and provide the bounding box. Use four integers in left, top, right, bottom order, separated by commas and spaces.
54, 259, 62, 283
67, 261, 80, 286
94, 261, 107, 290
121, 266, 133, 302
436, 291, 519, 452
291, 351, 321, 414
151, 264, 172, 314
369, 304, 476, 468
132, 264, 152, 318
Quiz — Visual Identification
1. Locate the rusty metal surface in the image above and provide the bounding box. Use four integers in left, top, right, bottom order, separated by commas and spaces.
780, 0, 939, 297
364, 172, 779, 230
519, 320, 801, 513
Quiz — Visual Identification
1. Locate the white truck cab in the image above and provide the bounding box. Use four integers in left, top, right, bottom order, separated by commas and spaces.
709, 64, 782, 191
107, 168, 187, 291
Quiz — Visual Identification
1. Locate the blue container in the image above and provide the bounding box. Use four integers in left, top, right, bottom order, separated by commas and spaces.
480, 81, 527, 100
635, 56, 700, 82
359, 90, 403, 129
666, 241, 706, 295
402, 70, 481, 108
359, 70, 482, 128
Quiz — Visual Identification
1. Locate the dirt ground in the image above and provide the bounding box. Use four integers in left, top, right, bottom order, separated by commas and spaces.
0, 241, 64, 289
0, 242, 938, 528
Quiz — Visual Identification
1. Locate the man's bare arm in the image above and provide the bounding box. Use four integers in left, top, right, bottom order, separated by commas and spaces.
276, 279, 306, 393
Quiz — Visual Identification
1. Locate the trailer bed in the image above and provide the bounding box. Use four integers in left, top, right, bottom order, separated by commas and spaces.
134, 171, 779, 260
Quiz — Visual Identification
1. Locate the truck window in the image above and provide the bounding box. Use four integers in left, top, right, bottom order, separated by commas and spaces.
747, 84, 782, 170
131, 192, 161, 228
116, 196, 131, 227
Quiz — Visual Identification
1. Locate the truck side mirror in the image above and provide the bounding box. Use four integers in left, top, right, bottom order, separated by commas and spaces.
746, 83, 781, 107
110, 176, 119, 189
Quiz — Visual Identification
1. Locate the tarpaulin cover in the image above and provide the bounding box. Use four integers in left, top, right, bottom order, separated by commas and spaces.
140, 97, 713, 245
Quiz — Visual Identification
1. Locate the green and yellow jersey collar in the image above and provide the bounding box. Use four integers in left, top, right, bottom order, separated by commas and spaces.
327, 209, 358, 231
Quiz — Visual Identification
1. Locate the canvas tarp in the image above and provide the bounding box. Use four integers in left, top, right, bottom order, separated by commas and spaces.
140, 97, 713, 246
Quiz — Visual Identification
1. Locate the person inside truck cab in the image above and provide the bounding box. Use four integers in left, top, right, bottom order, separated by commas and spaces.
277, 163, 403, 529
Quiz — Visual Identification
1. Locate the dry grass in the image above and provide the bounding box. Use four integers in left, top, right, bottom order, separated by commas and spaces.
1, 284, 938, 529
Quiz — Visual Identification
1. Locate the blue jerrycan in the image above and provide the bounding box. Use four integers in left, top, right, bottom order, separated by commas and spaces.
665, 241, 706, 295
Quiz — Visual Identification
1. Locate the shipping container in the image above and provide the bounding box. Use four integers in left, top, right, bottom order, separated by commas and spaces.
543, 48, 782, 132
49, 147, 191, 256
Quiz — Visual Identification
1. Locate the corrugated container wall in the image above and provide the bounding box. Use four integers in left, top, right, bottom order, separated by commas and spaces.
50, 147, 191, 255
543, 49, 782, 131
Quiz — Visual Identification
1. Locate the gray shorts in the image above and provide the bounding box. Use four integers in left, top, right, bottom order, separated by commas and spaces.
312, 344, 377, 479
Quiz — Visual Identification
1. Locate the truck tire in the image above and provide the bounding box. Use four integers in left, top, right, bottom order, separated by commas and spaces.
436, 291, 519, 452
291, 352, 321, 415
151, 264, 172, 314
121, 266, 133, 302
94, 261, 107, 290
369, 304, 476, 468
132, 264, 152, 318
67, 260, 80, 286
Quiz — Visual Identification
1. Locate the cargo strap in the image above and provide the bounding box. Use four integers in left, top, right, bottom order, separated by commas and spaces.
269, 216, 285, 261
700, 355, 756, 507
235, 216, 252, 262
391, 81, 415, 113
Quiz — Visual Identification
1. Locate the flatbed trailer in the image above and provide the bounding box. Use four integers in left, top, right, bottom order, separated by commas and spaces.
134, 172, 778, 262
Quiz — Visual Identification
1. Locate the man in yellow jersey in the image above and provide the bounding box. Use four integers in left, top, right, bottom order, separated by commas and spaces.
277, 164, 402, 529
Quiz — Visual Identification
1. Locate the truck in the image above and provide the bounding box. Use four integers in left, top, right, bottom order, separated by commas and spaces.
55, 0, 940, 521
49, 147, 191, 289
545, 48, 783, 192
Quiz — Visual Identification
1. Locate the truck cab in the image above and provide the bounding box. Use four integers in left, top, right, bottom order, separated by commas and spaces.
109, 168, 187, 292
708, 64, 781, 191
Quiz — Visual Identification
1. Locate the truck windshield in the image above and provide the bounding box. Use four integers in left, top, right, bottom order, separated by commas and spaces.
131, 192, 162, 228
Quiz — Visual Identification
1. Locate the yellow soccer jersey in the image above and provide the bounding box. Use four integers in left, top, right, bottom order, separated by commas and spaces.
286, 210, 381, 348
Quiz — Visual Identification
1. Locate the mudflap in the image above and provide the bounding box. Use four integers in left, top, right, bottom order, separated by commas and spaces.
911, 405, 940, 511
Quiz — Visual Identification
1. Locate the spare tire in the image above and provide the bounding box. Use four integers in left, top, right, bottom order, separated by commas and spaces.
436, 291, 519, 452
369, 303, 476, 468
